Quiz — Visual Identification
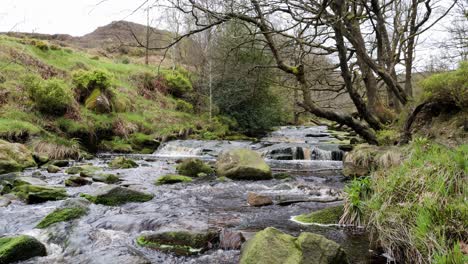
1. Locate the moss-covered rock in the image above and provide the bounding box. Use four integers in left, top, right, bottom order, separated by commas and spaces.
108, 157, 138, 169
216, 148, 272, 180
240, 227, 348, 264
47, 165, 60, 173
0, 235, 47, 263
32, 153, 49, 166
0, 140, 36, 174
155, 175, 192, 185
37, 207, 87, 228
91, 173, 120, 184
136, 230, 218, 256
176, 158, 213, 177
65, 165, 101, 175
65, 176, 92, 187
13, 184, 67, 204
293, 205, 344, 225
49, 160, 69, 167
81, 185, 153, 206
85, 88, 112, 113
273, 172, 294, 180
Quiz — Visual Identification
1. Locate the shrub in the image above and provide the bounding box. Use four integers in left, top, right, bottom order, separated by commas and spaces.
72, 69, 112, 102
30, 135, 81, 160
376, 129, 399, 146
33, 40, 49, 51
24, 76, 74, 115
175, 99, 193, 113
164, 69, 193, 97
420, 61, 468, 108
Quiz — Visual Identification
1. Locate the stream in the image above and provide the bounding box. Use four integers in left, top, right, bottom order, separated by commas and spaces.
0, 126, 380, 264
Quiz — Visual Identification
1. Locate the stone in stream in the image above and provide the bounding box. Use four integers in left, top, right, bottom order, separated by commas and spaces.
65, 165, 101, 175
0, 235, 47, 263
293, 205, 344, 225
216, 148, 272, 180
239, 227, 348, 264
176, 158, 213, 177
81, 185, 153, 206
65, 176, 92, 187
247, 192, 273, 207
49, 160, 69, 167
136, 230, 218, 256
0, 140, 37, 174
108, 157, 138, 169
12, 184, 68, 204
36, 198, 90, 228
47, 164, 61, 173
155, 174, 193, 185
219, 229, 245, 250
32, 153, 49, 166
91, 173, 120, 184
0, 196, 11, 207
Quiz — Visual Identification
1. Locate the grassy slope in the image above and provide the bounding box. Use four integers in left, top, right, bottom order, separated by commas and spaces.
0, 35, 227, 156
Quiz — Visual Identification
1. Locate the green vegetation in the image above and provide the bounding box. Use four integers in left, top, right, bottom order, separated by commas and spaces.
24, 76, 74, 115
156, 174, 193, 185
293, 205, 344, 225
164, 68, 193, 97
176, 158, 213, 177
81, 186, 153, 206
340, 177, 371, 226
0, 119, 41, 142
13, 184, 67, 204
36, 207, 87, 228
108, 157, 138, 169
0, 235, 47, 263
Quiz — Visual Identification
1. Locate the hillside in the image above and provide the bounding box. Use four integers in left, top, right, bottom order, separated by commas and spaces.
0, 34, 233, 159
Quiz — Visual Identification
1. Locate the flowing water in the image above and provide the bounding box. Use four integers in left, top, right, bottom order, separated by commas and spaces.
0, 126, 381, 264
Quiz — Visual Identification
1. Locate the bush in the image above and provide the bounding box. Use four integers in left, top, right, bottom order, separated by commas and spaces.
72, 70, 113, 102
420, 61, 468, 108
24, 76, 74, 115
175, 99, 193, 113
164, 69, 193, 97
376, 129, 399, 146
32, 40, 49, 51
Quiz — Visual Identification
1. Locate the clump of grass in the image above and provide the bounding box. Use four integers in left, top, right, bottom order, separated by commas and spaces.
376, 129, 399, 146
0, 118, 42, 141
340, 177, 372, 226
30, 135, 81, 160
366, 140, 467, 263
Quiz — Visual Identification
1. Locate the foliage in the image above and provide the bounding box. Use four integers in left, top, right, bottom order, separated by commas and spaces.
366, 141, 467, 263
72, 69, 113, 101
99, 137, 133, 153
340, 177, 372, 226
0, 118, 41, 141
24, 76, 74, 115
175, 99, 194, 113
376, 129, 399, 146
163, 68, 193, 97
420, 61, 468, 108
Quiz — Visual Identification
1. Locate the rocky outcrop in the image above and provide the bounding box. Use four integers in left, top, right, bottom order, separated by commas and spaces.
0, 235, 47, 263
240, 227, 348, 264
216, 148, 272, 180
0, 140, 36, 174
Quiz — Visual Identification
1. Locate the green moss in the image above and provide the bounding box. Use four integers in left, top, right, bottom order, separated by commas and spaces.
13, 184, 67, 204
36, 207, 87, 228
65, 165, 101, 175
99, 137, 133, 153
0, 235, 47, 263
163, 69, 193, 97
156, 174, 193, 185
216, 148, 272, 180
175, 99, 193, 113
0, 119, 42, 141
273, 173, 294, 180
293, 205, 344, 225
81, 186, 153, 206
91, 173, 120, 184
176, 158, 213, 177
108, 157, 138, 169
0, 140, 37, 174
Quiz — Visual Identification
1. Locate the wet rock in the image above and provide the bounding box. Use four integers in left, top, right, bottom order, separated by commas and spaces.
155, 174, 193, 185
240, 227, 348, 264
0, 196, 11, 207
47, 165, 61, 173
65, 176, 92, 187
216, 148, 272, 180
66, 165, 101, 176
273, 172, 294, 180
176, 158, 213, 177
219, 229, 245, 250
136, 230, 218, 256
293, 205, 344, 225
32, 153, 49, 166
50, 160, 69, 167
0, 140, 37, 174
13, 184, 68, 204
0, 235, 47, 263
338, 144, 353, 152
15, 177, 47, 186
36, 198, 89, 228
81, 185, 153, 206
31, 171, 46, 179
247, 192, 273, 207
91, 173, 120, 184
108, 157, 138, 169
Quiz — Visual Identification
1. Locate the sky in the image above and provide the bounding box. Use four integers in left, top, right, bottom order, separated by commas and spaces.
0, 0, 153, 36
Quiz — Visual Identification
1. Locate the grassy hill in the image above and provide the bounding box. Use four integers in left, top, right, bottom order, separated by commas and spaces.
0, 35, 232, 159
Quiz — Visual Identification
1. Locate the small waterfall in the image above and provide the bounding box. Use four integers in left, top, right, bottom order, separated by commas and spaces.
154, 140, 252, 157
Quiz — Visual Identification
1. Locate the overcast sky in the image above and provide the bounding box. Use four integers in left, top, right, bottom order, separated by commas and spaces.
0, 0, 152, 36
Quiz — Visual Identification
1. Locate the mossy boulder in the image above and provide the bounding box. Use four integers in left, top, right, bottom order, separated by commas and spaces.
81, 185, 153, 206
176, 158, 213, 177
47, 165, 61, 173
216, 148, 272, 180
155, 175, 192, 185
108, 157, 138, 169
0, 140, 36, 174
32, 153, 49, 166
136, 230, 218, 256
65, 165, 101, 175
65, 176, 92, 187
0, 235, 47, 263
49, 160, 69, 167
13, 184, 67, 204
85, 88, 112, 113
36, 198, 89, 228
91, 173, 120, 184
293, 205, 344, 225
240, 227, 348, 264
